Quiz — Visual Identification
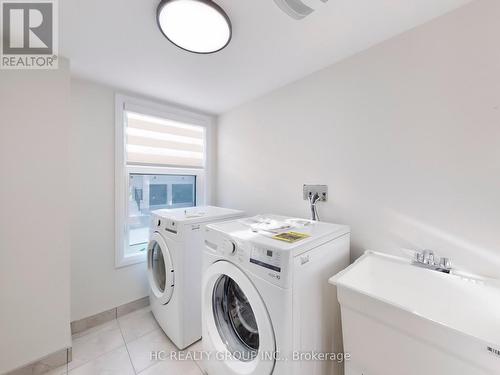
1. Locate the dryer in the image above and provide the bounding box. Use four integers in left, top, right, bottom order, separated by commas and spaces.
147, 206, 244, 350
201, 215, 350, 375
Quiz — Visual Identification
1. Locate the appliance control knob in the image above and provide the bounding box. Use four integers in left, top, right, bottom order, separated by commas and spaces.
222, 239, 237, 256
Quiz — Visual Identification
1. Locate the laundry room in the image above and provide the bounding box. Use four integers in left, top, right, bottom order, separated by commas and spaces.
1, 0, 499, 374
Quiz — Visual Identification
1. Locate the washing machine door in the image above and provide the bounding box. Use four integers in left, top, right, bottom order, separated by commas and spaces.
147, 232, 174, 305
203, 260, 276, 375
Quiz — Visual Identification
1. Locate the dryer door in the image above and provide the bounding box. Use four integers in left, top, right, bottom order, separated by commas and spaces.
147, 232, 174, 305
203, 261, 276, 375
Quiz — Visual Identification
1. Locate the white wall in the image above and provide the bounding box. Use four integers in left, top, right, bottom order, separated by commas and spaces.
217, 0, 500, 278
0, 60, 72, 373
70, 79, 148, 321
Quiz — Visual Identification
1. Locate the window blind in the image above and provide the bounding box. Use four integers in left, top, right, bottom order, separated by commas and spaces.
125, 111, 205, 168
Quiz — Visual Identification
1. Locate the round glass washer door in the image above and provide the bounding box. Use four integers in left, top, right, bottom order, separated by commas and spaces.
213, 275, 259, 361
203, 260, 275, 374
147, 232, 174, 305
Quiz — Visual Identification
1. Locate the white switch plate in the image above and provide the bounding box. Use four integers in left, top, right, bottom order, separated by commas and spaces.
303, 185, 328, 201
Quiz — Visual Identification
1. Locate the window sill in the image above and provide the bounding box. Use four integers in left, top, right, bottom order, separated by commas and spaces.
115, 252, 147, 268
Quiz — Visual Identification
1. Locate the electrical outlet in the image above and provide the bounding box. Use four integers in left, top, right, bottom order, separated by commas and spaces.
303, 185, 328, 201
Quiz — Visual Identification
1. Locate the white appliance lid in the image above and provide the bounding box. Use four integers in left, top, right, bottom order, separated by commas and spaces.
153, 206, 243, 224
207, 214, 350, 251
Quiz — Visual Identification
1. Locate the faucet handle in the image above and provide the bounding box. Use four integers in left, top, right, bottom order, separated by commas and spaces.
422, 250, 434, 264
440, 257, 451, 269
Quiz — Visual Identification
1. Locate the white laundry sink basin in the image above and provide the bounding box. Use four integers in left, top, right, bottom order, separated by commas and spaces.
329, 251, 500, 375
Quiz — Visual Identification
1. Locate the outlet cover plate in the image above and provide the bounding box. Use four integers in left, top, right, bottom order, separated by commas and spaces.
303, 185, 328, 201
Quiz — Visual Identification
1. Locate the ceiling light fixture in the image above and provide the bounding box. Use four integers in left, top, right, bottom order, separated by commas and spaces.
157, 0, 232, 54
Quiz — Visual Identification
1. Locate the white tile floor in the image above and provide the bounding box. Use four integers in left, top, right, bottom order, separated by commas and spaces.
51, 307, 205, 375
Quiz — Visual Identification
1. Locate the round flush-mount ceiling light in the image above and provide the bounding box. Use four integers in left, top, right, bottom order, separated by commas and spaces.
157, 0, 232, 54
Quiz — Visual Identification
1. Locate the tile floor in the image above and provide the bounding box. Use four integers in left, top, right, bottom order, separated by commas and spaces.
48, 307, 205, 375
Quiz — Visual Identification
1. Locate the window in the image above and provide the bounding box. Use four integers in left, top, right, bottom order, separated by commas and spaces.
115, 95, 213, 267
127, 173, 196, 257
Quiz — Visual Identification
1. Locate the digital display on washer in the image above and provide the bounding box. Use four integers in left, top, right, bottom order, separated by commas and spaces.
250, 247, 281, 272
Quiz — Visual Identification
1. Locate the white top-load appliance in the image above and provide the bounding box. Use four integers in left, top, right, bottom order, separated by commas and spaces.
147, 206, 244, 349
201, 215, 351, 375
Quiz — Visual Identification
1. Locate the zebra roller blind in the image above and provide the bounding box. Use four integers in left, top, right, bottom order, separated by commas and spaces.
125, 111, 205, 168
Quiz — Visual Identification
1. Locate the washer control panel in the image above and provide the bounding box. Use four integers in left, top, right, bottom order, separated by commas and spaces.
152, 216, 177, 234
204, 226, 291, 287
250, 246, 282, 273
164, 219, 177, 234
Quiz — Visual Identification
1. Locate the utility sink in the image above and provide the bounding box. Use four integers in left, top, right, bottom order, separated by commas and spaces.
329, 251, 500, 375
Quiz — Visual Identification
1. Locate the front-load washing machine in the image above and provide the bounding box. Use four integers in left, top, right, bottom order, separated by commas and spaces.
201, 215, 350, 375
147, 206, 244, 349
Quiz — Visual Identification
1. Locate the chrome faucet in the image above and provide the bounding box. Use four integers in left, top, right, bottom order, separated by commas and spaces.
413, 250, 452, 274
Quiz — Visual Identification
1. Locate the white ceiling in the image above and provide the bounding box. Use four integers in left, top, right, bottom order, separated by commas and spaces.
61, 0, 472, 114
